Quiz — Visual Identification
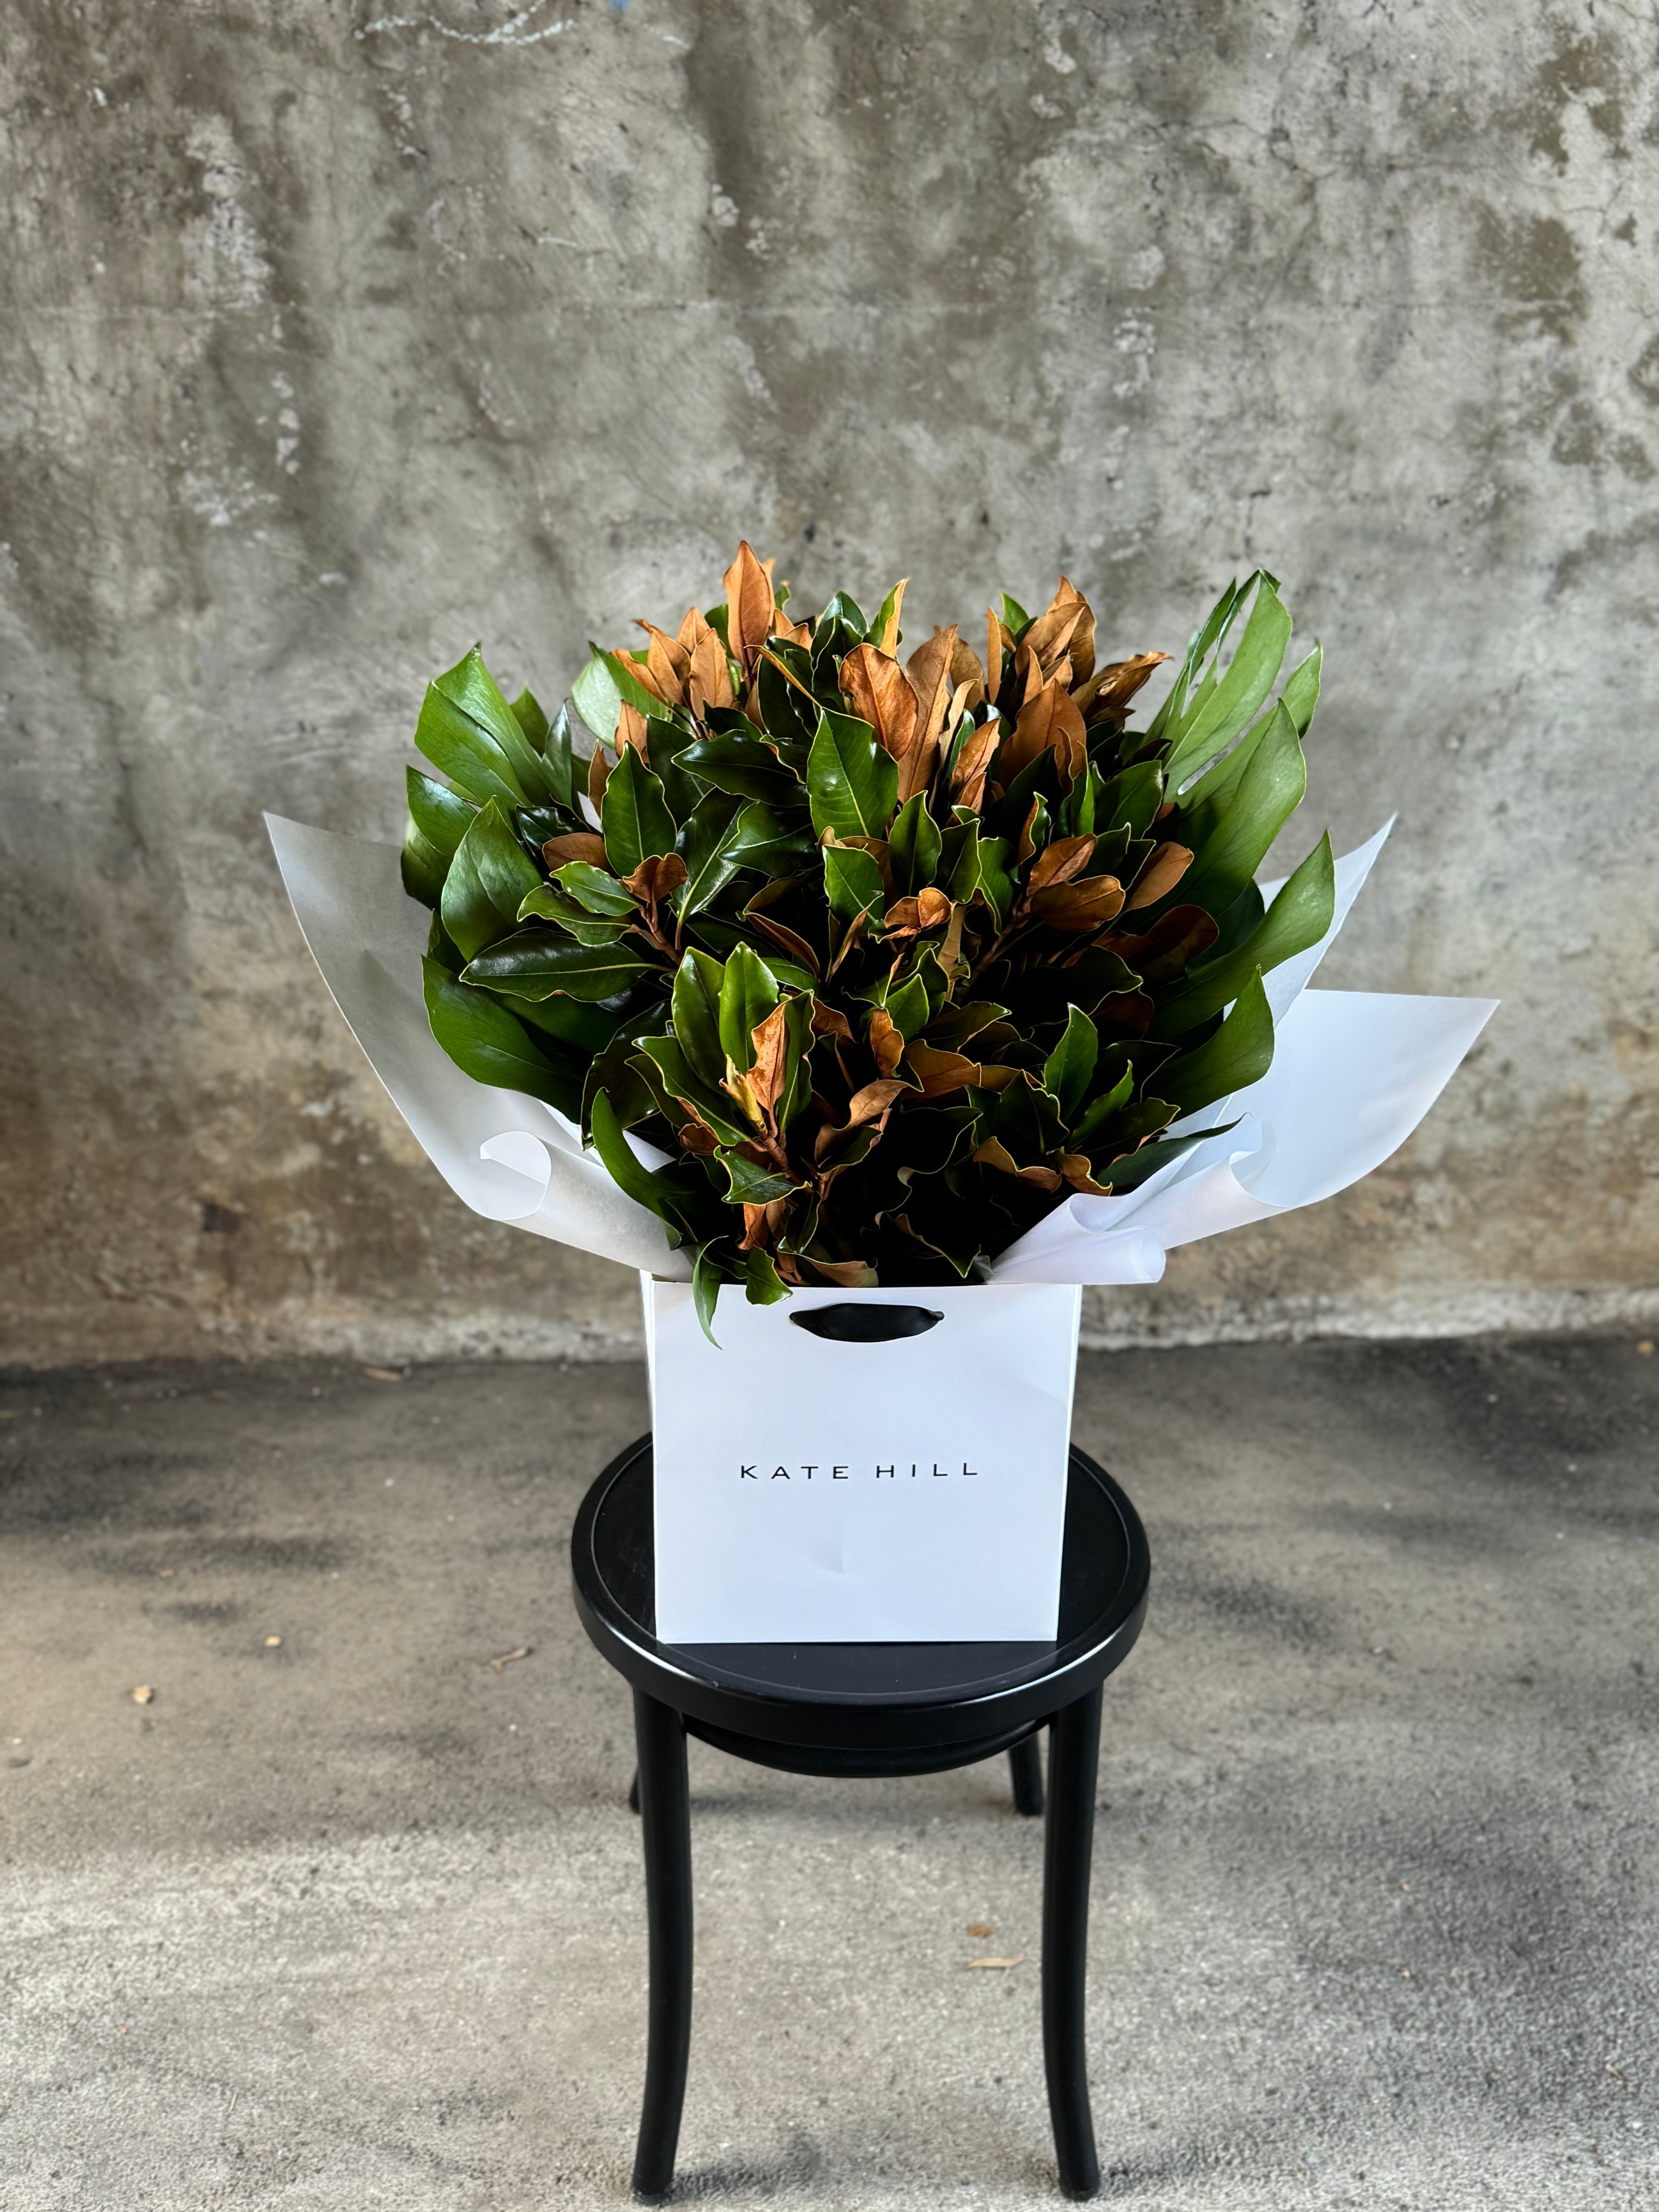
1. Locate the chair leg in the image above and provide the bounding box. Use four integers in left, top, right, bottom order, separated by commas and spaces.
631, 1691, 693, 2202
1009, 1732, 1045, 1816
1041, 1688, 1103, 2200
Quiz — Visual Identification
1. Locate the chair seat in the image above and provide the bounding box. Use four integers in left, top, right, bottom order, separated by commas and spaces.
570, 1437, 1150, 1770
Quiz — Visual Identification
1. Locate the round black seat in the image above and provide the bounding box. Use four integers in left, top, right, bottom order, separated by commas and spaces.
570, 1434, 1150, 2201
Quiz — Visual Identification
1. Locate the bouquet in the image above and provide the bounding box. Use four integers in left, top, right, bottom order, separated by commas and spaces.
398, 545, 1340, 1332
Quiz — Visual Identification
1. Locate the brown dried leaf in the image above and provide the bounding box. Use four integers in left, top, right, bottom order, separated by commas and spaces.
840, 642, 918, 761
950, 717, 999, 815
1001, 679, 1087, 784
1059, 1153, 1110, 1195
949, 636, 987, 711
1022, 583, 1087, 683
1017, 798, 1042, 864
1060, 576, 1095, 684
903, 1040, 982, 1097
747, 1002, 791, 1117
616, 701, 649, 760
944, 678, 975, 746
807, 1256, 880, 1288
1122, 842, 1193, 911
678, 1121, 719, 1157
723, 539, 775, 673
1030, 875, 1125, 932
638, 621, 691, 705
845, 1077, 907, 1128
882, 887, 951, 937
685, 611, 736, 716
542, 832, 610, 870
810, 998, 853, 1042
868, 1008, 905, 1077
901, 625, 959, 803
740, 1198, 789, 1251
622, 852, 688, 904
748, 910, 822, 976
966, 1922, 996, 1939
1093, 987, 1153, 1035
587, 744, 611, 811
1074, 651, 1171, 721
872, 578, 908, 655
972, 1136, 1063, 1190
1026, 835, 1096, 894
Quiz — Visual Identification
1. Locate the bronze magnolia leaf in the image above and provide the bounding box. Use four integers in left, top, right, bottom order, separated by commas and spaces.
872, 578, 908, 654
1026, 834, 1096, 894
1100, 905, 1220, 979
723, 540, 775, 673
1001, 679, 1087, 784
542, 832, 610, 870
679, 1120, 719, 1156
1059, 1153, 1110, 1193
973, 1135, 1063, 1190
949, 635, 987, 709
685, 611, 735, 715
900, 625, 959, 803
747, 1001, 791, 1117
1122, 841, 1194, 911
883, 887, 951, 936
1074, 651, 1171, 721
587, 744, 611, 811
622, 851, 688, 903
749, 909, 822, 976
638, 621, 690, 706
1030, 874, 1126, 932
902, 1040, 982, 1096
950, 718, 999, 814
868, 1007, 905, 1076
840, 642, 918, 761
616, 701, 649, 760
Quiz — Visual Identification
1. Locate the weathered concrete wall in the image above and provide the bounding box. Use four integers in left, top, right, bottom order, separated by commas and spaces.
2, 0, 1655, 1363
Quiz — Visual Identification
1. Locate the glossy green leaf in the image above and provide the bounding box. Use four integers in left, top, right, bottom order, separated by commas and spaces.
1156, 970, 1274, 1114
1068, 1063, 1135, 1151
1145, 577, 1246, 745
1178, 703, 1308, 917
725, 800, 816, 872
433, 646, 555, 806
1164, 575, 1292, 789
680, 732, 800, 803
415, 683, 529, 813
590, 1087, 677, 1230
511, 989, 629, 1055
822, 841, 886, 924
422, 957, 582, 1117
1094, 760, 1163, 840
601, 744, 678, 878
1042, 1005, 1099, 1120
400, 823, 448, 909
571, 649, 621, 746
514, 884, 632, 944
718, 943, 780, 1075
888, 793, 942, 894
637, 1034, 751, 1144
720, 1152, 799, 1204
509, 686, 549, 753
744, 1247, 792, 1306
940, 822, 982, 906
1150, 833, 1334, 1038
671, 948, 727, 1090
548, 861, 637, 915
692, 1243, 724, 1346
806, 708, 896, 841
440, 799, 543, 962
406, 767, 476, 861
885, 973, 931, 1042
1281, 644, 1321, 738
462, 930, 660, 1002
976, 836, 1018, 928
671, 792, 744, 919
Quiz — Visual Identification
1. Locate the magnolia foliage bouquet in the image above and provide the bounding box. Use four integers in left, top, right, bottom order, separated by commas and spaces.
400, 546, 1333, 1328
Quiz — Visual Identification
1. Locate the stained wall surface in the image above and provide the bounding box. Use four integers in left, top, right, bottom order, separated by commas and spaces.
2, 0, 1655, 1363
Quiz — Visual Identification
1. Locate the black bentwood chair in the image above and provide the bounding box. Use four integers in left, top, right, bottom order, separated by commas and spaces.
571, 1432, 1149, 2199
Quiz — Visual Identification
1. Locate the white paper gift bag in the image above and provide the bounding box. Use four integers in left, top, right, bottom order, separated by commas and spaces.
644, 1278, 1082, 1645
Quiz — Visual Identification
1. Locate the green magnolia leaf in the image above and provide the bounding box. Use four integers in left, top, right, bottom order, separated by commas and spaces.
1095, 760, 1163, 840
672, 792, 744, 919
725, 801, 816, 871
400, 822, 448, 909
1150, 833, 1334, 1038
680, 732, 801, 803
441, 798, 543, 963
550, 861, 638, 916
602, 744, 678, 878
512, 988, 629, 1055
637, 1034, 752, 1144
976, 836, 1018, 928
720, 1152, 799, 1204
1042, 1005, 1099, 1120
1163, 575, 1292, 790
888, 793, 942, 894
416, 683, 530, 812
718, 942, 780, 1075
590, 1087, 679, 1231
671, 948, 727, 1089
1178, 703, 1308, 917
1281, 644, 1321, 738
1068, 1063, 1135, 1150
542, 705, 577, 809
806, 708, 896, 841
514, 883, 632, 944
572, 649, 621, 746
509, 686, 550, 753
432, 646, 555, 806
744, 1247, 792, 1306
1092, 1122, 1236, 1193
1145, 576, 1246, 745
462, 930, 660, 1002
822, 841, 886, 924
1156, 970, 1274, 1114
998, 591, 1031, 636
692, 1243, 725, 1346
406, 767, 476, 861
884, 973, 931, 1042
422, 957, 582, 1117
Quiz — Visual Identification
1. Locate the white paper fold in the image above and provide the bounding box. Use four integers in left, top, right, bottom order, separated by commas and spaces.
266, 816, 690, 1278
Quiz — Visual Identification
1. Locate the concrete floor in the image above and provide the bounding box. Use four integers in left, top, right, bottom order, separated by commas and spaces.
1, 1339, 1654, 2210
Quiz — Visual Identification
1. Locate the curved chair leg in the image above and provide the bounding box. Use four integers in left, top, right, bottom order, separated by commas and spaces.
1042, 1688, 1103, 2199
631, 1691, 693, 2202
1009, 1732, 1045, 1816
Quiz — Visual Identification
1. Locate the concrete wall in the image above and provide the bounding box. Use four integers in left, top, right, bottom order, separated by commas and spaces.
2, 0, 1655, 1365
